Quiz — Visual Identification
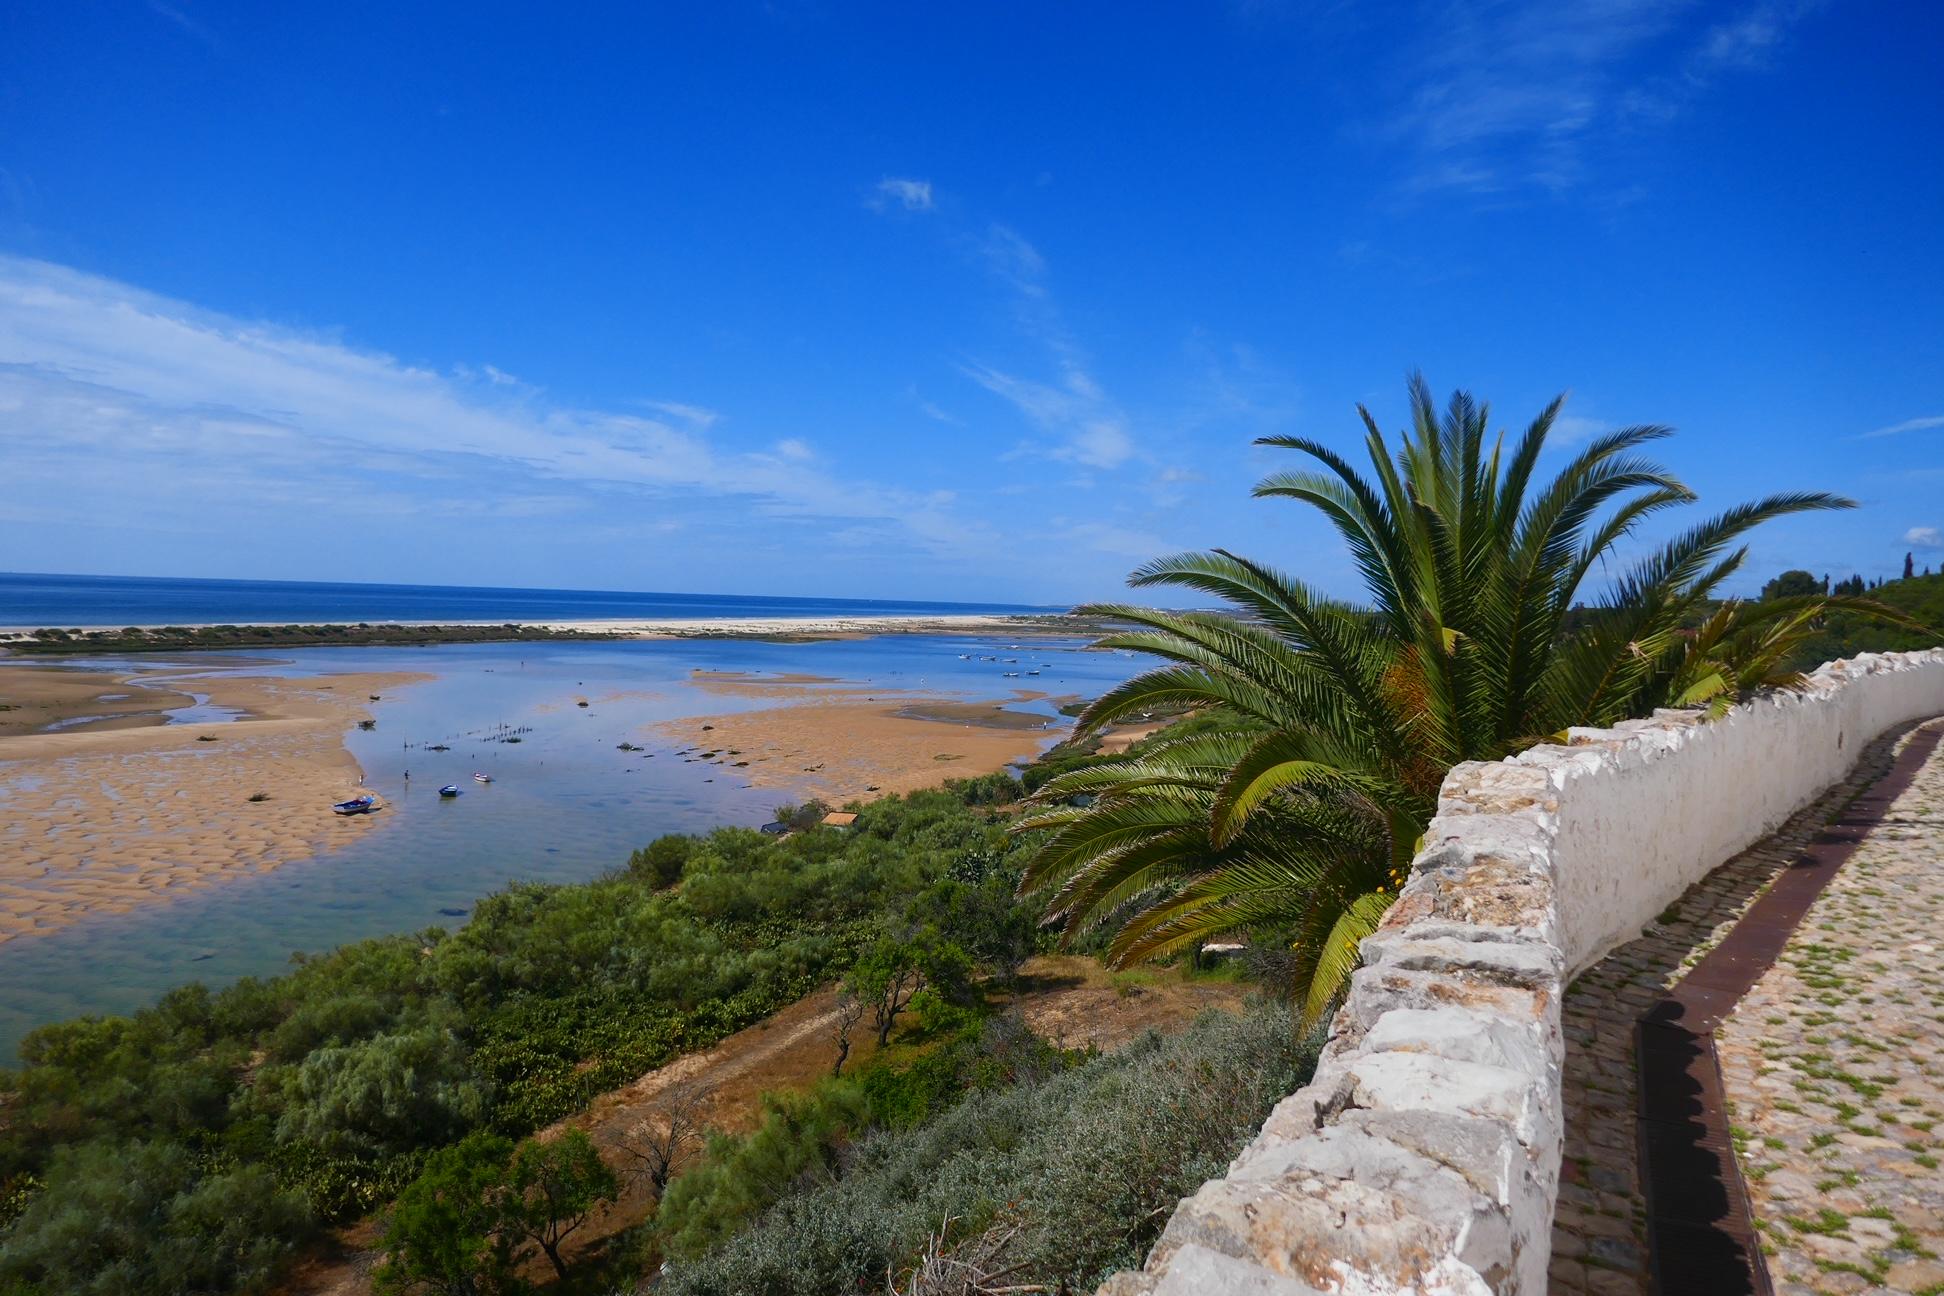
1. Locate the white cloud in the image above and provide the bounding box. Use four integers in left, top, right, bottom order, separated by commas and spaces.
954, 223, 1143, 471
1692, 0, 1824, 72
0, 254, 992, 560
977, 224, 1047, 295
1551, 414, 1610, 444
964, 362, 1135, 470
869, 177, 934, 213
1374, 0, 1823, 196
1905, 526, 1943, 551
1864, 414, 1944, 439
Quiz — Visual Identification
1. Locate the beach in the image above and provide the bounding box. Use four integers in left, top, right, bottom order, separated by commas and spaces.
0, 663, 422, 944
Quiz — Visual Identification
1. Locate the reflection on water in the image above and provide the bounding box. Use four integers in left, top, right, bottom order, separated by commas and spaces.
0, 635, 1139, 1061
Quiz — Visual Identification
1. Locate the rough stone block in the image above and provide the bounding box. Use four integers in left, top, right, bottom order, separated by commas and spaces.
1340, 965, 1552, 1039
1358, 931, 1563, 988
1364, 1006, 1553, 1078
1147, 1175, 1503, 1295
1145, 1244, 1325, 1296
1346, 1051, 1556, 1150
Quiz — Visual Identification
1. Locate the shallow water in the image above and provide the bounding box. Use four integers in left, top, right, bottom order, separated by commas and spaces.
0, 635, 1141, 1061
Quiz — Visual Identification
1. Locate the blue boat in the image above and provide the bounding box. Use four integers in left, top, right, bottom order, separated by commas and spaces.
332, 795, 379, 816
438, 785, 461, 798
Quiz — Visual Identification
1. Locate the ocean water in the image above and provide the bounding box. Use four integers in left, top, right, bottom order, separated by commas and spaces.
0, 571, 1061, 628
0, 635, 1144, 1061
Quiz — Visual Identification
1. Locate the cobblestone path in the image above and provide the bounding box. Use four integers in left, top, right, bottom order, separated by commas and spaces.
1548, 724, 1921, 1295
1717, 729, 1944, 1295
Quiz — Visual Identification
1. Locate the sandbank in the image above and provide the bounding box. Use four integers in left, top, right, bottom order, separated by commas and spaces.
655, 671, 1066, 804
0, 664, 426, 944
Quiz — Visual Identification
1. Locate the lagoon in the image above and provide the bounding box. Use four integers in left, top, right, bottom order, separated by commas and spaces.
0, 633, 1140, 1062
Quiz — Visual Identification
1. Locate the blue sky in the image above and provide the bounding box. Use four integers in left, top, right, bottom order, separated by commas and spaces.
1, 1, 1939, 606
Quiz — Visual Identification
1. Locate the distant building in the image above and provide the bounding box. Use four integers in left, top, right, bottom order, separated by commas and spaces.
821, 811, 858, 829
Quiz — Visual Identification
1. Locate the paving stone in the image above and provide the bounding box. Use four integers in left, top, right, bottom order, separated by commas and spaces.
1550, 721, 1940, 1296
1717, 727, 1944, 1292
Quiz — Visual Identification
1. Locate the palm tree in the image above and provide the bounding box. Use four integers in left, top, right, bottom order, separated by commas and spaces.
1018, 376, 1865, 1021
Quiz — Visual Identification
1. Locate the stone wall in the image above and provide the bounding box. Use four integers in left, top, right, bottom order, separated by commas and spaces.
1100, 649, 1944, 1296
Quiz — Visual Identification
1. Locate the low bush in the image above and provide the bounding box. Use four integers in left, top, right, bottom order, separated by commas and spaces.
656, 1003, 1318, 1296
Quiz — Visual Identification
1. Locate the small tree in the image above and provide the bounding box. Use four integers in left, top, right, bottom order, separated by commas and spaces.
375, 1132, 518, 1296
848, 937, 925, 1047
619, 1078, 710, 1199
829, 990, 867, 1077
498, 1129, 619, 1282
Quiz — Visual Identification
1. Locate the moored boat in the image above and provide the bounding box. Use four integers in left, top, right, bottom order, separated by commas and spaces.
438, 784, 461, 798
332, 795, 379, 816
472, 772, 493, 784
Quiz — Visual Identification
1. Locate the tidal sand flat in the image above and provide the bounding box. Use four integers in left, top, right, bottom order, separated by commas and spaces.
0, 663, 422, 943
658, 669, 1067, 803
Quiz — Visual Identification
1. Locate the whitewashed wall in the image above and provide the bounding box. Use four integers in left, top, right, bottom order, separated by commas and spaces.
1547, 650, 1944, 971
1100, 648, 1944, 1296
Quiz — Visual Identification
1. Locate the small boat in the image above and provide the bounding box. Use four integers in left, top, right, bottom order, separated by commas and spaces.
472, 772, 493, 784
332, 795, 379, 816
438, 785, 461, 798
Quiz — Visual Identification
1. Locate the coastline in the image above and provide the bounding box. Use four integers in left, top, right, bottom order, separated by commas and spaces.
0, 611, 1094, 653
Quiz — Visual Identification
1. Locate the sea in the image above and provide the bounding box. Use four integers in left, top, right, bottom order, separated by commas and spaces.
0, 575, 1139, 1062
0, 571, 1060, 627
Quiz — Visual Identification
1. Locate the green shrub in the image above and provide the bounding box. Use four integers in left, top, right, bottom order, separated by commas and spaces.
272, 1024, 491, 1159
655, 1081, 874, 1260
0, 1140, 310, 1296
628, 833, 697, 889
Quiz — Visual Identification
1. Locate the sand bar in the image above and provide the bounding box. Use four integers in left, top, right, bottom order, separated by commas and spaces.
0, 664, 426, 944
656, 670, 1067, 805
0, 612, 1092, 645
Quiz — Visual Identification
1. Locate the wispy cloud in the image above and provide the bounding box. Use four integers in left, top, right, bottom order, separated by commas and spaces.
1863, 414, 1944, 439
1054, 520, 1185, 561
912, 393, 962, 426
955, 223, 1140, 470
1905, 526, 1943, 550
1374, 0, 1824, 196
0, 255, 993, 562
146, 0, 220, 48
976, 223, 1048, 296
965, 362, 1135, 470
868, 177, 934, 213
